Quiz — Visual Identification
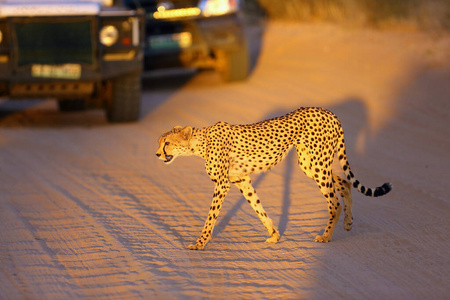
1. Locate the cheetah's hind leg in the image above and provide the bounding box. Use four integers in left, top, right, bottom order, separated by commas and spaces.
333, 174, 353, 231
313, 172, 342, 243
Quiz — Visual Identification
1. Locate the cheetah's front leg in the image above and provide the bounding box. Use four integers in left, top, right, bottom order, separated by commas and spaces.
231, 176, 279, 244
188, 180, 230, 250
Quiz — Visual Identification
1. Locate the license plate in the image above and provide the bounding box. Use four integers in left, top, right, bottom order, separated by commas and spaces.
31, 64, 82, 79
149, 32, 192, 50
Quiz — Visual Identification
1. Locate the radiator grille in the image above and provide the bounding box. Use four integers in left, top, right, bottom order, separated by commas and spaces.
13, 19, 94, 67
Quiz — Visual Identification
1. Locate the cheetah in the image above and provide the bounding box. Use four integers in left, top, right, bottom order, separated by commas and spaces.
156, 107, 392, 250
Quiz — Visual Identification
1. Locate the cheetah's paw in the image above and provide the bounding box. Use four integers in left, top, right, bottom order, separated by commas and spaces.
265, 231, 280, 243
314, 235, 331, 243
188, 244, 204, 250
344, 222, 353, 231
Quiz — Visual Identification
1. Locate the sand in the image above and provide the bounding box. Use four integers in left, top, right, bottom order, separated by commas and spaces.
1, 21, 449, 299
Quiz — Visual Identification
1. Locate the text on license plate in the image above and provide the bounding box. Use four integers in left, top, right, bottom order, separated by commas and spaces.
31, 64, 82, 79
149, 32, 192, 50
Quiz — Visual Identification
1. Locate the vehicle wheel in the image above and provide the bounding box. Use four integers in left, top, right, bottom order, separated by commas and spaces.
58, 99, 86, 112
106, 71, 141, 123
218, 41, 250, 82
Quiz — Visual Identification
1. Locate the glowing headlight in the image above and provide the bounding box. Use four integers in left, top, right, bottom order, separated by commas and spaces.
0, 30, 3, 44
198, 0, 239, 17
100, 25, 119, 47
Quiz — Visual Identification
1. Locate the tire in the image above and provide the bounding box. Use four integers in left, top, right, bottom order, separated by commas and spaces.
58, 99, 85, 112
106, 72, 141, 123
218, 41, 250, 82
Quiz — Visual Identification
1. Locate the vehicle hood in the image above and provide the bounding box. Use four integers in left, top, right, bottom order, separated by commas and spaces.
0, 0, 113, 17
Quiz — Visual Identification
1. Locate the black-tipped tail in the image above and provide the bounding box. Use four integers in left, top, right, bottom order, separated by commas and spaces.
355, 181, 392, 197
337, 128, 392, 198
373, 182, 392, 197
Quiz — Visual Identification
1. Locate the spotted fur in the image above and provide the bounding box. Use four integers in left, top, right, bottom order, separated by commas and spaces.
156, 107, 392, 250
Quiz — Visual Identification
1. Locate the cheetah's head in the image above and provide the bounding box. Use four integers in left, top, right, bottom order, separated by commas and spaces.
156, 126, 193, 164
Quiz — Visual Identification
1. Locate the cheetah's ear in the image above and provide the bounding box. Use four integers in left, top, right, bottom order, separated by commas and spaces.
172, 125, 182, 133
180, 126, 193, 141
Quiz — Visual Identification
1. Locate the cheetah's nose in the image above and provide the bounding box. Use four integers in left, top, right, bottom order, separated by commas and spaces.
156, 153, 161, 157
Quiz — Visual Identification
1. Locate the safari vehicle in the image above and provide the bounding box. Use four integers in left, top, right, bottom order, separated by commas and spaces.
0, 0, 145, 122
123, 0, 249, 82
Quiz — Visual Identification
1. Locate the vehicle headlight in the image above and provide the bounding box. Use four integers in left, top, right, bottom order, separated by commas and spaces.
198, 0, 239, 17
100, 25, 119, 47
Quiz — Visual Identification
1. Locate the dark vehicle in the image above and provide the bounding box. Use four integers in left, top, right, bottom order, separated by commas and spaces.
123, 0, 249, 81
0, 0, 145, 122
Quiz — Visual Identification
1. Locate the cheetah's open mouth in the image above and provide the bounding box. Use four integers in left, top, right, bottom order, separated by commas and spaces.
164, 155, 173, 163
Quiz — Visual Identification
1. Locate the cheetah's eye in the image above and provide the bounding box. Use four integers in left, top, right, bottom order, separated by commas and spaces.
165, 142, 170, 146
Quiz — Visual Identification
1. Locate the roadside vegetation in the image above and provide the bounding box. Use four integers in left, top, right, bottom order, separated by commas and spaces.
253, 0, 450, 31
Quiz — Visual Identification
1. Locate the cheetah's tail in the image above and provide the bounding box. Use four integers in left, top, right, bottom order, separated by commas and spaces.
337, 132, 392, 197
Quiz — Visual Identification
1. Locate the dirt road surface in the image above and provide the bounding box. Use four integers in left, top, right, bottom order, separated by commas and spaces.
1, 21, 449, 299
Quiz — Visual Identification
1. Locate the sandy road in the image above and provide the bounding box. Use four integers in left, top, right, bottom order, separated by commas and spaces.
1, 21, 450, 299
